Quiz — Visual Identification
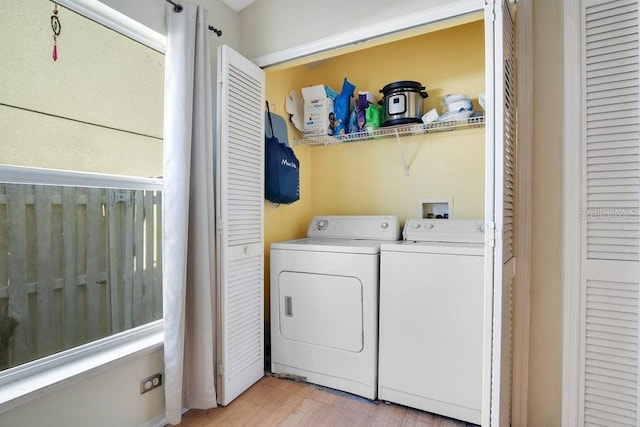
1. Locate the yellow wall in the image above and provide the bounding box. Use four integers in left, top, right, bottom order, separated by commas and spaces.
263, 67, 315, 322
264, 20, 485, 319
309, 131, 484, 218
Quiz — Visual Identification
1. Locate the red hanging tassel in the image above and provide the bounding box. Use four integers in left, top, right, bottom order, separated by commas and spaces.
51, 4, 61, 61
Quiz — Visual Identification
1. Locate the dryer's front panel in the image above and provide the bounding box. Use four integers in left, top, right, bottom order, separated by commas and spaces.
269, 247, 379, 399
278, 271, 363, 352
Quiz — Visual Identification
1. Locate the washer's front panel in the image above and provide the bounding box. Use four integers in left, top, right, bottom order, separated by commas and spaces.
378, 249, 483, 424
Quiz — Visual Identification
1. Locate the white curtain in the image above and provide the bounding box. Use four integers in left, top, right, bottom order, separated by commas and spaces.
163, 2, 217, 425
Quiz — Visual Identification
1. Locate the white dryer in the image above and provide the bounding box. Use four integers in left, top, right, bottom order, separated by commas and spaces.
270, 215, 400, 399
378, 218, 485, 424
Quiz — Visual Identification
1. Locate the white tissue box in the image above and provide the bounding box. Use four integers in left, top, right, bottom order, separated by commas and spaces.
302, 85, 334, 137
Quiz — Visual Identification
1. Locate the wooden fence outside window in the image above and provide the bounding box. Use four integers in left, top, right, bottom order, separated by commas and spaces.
0, 184, 163, 370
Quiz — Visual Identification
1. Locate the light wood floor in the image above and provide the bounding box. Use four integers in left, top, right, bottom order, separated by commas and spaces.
175, 375, 477, 426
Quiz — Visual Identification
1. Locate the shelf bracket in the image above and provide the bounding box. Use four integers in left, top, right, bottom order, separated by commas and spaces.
394, 129, 410, 176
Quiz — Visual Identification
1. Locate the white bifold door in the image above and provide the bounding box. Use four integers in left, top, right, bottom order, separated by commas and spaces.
576, 1, 640, 425
483, 0, 516, 426
215, 45, 265, 406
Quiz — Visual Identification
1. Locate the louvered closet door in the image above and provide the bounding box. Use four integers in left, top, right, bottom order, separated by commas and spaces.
484, 0, 516, 426
580, 1, 640, 425
215, 44, 265, 406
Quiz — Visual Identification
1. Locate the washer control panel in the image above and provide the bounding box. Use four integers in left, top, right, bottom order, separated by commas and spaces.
403, 218, 485, 243
307, 215, 400, 240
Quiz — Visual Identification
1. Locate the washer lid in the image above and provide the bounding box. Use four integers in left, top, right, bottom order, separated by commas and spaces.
403, 218, 485, 243
271, 237, 395, 254
307, 215, 400, 240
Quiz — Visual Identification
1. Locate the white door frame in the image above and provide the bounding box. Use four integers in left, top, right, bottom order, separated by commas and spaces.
561, 0, 583, 425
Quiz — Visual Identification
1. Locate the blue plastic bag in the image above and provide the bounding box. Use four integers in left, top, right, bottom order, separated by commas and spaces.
334, 78, 355, 135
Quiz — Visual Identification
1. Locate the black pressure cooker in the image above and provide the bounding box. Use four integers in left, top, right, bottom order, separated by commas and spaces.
379, 81, 428, 127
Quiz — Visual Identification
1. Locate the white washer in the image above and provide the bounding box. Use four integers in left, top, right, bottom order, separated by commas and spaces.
378, 218, 485, 425
270, 215, 400, 399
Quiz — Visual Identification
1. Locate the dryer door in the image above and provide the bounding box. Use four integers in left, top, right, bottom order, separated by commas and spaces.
277, 271, 363, 352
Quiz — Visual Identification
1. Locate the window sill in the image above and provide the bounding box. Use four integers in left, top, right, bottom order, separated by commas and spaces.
0, 320, 164, 415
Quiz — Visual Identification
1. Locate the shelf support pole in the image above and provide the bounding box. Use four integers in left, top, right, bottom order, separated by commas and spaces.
394, 129, 410, 176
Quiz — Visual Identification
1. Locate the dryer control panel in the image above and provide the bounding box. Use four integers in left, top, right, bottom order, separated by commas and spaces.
403, 218, 485, 243
307, 215, 400, 240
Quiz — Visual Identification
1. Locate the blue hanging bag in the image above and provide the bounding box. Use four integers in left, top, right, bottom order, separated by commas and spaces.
265, 101, 300, 204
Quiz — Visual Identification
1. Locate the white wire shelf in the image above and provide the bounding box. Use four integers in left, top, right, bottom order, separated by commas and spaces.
292, 115, 485, 146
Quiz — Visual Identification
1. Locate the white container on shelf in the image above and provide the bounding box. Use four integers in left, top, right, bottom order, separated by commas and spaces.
302, 85, 334, 137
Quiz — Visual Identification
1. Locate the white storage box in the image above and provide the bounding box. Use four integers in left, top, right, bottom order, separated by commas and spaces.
302, 85, 334, 137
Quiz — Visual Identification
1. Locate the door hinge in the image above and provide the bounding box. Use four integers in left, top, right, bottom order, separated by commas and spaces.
217, 362, 224, 376
216, 217, 223, 232
485, 0, 496, 22
487, 221, 496, 248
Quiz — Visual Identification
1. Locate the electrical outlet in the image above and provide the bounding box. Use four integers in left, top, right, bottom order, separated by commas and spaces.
139, 373, 162, 394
